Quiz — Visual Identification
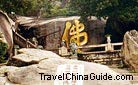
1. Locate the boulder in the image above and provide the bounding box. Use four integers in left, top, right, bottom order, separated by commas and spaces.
7, 58, 131, 85
122, 30, 138, 72
3, 48, 132, 85
0, 76, 20, 85
0, 66, 19, 77
8, 48, 61, 66
88, 19, 106, 45
17, 48, 61, 59
0, 66, 19, 85
0, 77, 7, 85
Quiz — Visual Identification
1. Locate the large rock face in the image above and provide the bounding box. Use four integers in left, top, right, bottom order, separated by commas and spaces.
7, 59, 131, 85
122, 30, 138, 72
0, 10, 14, 55
3, 48, 132, 85
88, 19, 105, 45
17, 16, 105, 53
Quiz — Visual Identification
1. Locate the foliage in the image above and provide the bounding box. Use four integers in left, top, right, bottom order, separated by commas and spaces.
1, 0, 137, 20
70, 0, 138, 42
0, 0, 48, 16
0, 41, 8, 63
0, 0, 76, 17
42, 0, 78, 17
105, 34, 112, 37
70, 0, 138, 21
43, 1, 69, 17
0, 0, 34, 16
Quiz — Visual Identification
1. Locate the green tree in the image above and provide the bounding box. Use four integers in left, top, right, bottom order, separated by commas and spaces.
43, 0, 77, 17
70, 0, 138, 42
0, 0, 51, 16
71, 0, 138, 21
0, 0, 75, 17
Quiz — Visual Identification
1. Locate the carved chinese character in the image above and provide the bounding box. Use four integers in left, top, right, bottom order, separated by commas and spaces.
62, 20, 88, 47
69, 20, 88, 46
